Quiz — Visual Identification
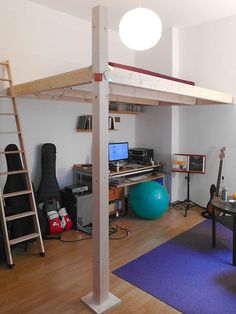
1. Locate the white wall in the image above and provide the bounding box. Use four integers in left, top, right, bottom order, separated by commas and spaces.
135, 28, 173, 74
135, 29, 178, 201
179, 16, 236, 206
135, 106, 172, 169
19, 100, 135, 188
134, 28, 173, 166
0, 0, 135, 83
0, 0, 135, 189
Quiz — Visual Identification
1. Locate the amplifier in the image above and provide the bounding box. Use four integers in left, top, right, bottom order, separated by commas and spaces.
65, 184, 90, 195
129, 148, 153, 164
61, 189, 92, 229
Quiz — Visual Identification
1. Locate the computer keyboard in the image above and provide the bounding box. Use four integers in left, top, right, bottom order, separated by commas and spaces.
124, 163, 143, 169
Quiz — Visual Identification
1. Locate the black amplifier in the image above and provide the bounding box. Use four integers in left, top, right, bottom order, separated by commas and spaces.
61, 186, 92, 230
129, 148, 153, 164
65, 184, 90, 195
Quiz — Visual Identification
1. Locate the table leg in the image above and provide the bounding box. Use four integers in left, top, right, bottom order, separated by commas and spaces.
212, 206, 216, 248
233, 215, 236, 266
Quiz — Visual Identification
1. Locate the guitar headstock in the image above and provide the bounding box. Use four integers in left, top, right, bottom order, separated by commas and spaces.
219, 147, 226, 160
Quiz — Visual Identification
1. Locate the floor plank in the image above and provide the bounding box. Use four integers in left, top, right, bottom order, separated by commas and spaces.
0, 206, 204, 313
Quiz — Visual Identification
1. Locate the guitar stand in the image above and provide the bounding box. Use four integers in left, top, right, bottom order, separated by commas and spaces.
172, 172, 204, 217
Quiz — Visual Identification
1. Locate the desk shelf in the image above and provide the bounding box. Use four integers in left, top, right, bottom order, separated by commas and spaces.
114, 172, 166, 188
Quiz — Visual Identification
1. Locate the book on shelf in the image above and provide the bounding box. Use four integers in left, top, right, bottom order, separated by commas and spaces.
77, 115, 87, 129
108, 116, 114, 130
109, 101, 142, 113
85, 115, 92, 130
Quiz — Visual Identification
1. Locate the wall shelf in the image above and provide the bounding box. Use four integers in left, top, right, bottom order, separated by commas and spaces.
109, 110, 142, 115
76, 128, 118, 132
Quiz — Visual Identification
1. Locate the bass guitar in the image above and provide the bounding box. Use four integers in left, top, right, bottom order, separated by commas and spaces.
202, 147, 226, 218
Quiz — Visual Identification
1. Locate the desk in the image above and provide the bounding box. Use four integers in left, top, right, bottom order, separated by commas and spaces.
211, 197, 236, 266
73, 164, 166, 215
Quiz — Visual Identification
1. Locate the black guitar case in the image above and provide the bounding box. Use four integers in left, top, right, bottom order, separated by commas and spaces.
37, 143, 61, 209
0, 227, 6, 263
3, 144, 34, 239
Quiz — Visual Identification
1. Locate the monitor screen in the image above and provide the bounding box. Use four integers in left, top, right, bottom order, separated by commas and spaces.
108, 142, 129, 162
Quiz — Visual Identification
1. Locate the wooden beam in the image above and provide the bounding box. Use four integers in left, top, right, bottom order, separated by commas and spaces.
81, 6, 121, 313
109, 83, 196, 105
107, 66, 233, 105
19, 87, 193, 106
14, 66, 92, 96
19, 81, 233, 106
19, 93, 92, 103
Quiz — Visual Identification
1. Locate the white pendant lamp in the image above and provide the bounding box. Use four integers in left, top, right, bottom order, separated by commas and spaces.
119, 7, 162, 51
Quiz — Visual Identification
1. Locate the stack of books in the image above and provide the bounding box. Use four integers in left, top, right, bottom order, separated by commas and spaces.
77, 115, 115, 131
109, 101, 142, 113
77, 115, 92, 130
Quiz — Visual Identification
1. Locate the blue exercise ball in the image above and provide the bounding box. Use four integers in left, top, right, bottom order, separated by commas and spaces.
130, 181, 169, 219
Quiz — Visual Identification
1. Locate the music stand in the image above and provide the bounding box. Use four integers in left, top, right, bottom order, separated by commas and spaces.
172, 154, 206, 217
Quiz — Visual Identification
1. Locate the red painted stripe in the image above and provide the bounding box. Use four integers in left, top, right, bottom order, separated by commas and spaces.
108, 62, 195, 86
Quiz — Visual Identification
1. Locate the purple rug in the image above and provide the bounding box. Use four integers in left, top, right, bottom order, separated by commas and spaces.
113, 220, 236, 314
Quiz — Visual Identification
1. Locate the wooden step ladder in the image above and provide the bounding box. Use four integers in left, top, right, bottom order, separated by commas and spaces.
0, 60, 45, 268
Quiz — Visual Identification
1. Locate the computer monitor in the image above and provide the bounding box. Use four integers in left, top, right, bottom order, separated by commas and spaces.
108, 142, 129, 163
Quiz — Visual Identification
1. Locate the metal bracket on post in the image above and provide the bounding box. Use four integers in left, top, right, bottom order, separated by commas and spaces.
94, 73, 103, 81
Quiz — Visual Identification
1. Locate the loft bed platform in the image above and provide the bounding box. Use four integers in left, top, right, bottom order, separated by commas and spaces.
13, 63, 233, 106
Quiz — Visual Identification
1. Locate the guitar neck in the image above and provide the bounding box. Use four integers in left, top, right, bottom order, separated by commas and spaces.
215, 159, 223, 196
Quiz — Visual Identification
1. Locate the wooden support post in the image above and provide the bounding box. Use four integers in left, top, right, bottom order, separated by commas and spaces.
81, 6, 121, 313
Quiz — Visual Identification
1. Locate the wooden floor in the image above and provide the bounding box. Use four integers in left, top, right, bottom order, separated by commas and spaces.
0, 206, 204, 314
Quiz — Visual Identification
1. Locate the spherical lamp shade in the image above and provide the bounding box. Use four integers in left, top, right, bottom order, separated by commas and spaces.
119, 8, 162, 51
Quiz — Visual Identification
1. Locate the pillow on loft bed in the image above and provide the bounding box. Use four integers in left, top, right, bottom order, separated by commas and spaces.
108, 62, 195, 86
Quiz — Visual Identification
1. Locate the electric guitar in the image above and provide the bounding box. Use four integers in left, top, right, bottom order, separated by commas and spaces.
202, 147, 226, 218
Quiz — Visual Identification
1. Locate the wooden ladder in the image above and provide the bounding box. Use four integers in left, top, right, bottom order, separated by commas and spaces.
0, 60, 45, 268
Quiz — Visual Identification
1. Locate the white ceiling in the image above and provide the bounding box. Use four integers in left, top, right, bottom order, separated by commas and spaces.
29, 0, 236, 30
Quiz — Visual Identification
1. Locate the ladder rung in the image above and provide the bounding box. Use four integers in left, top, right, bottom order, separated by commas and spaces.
0, 131, 21, 134
0, 62, 8, 66
0, 170, 28, 176
9, 233, 40, 246
3, 190, 32, 198
0, 95, 13, 99
0, 150, 24, 155
6, 211, 36, 222
0, 113, 17, 116
0, 78, 10, 82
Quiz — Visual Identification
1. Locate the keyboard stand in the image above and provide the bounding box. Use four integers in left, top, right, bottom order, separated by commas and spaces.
73, 163, 166, 189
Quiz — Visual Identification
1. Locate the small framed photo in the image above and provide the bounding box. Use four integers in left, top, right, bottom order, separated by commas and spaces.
172, 154, 189, 171
188, 155, 206, 173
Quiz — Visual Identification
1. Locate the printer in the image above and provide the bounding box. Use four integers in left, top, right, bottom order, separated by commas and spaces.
129, 148, 153, 164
